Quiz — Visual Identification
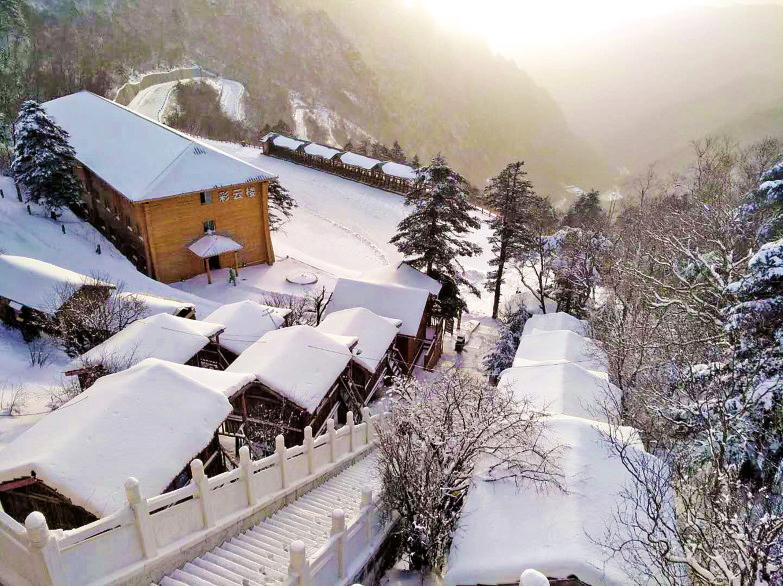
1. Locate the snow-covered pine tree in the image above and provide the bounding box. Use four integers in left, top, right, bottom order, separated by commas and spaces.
11, 100, 82, 212
411, 154, 420, 168
562, 188, 607, 230
483, 161, 537, 318
390, 155, 481, 316
483, 299, 531, 378
267, 177, 297, 231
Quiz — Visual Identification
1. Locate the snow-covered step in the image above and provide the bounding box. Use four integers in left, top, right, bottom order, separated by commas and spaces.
160, 452, 380, 585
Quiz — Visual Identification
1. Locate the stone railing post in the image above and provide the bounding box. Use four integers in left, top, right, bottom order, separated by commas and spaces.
190, 459, 214, 528
304, 426, 314, 475
520, 569, 549, 586
361, 487, 374, 542
25, 512, 67, 586
239, 446, 257, 507
327, 418, 336, 463
275, 434, 288, 489
346, 411, 355, 452
125, 477, 157, 558
287, 540, 310, 586
331, 509, 346, 579
361, 407, 372, 443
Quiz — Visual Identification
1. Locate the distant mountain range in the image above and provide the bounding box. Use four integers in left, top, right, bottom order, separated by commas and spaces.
523, 4, 783, 177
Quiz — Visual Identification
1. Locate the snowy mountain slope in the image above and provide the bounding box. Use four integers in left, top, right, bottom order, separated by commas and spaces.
128, 76, 246, 123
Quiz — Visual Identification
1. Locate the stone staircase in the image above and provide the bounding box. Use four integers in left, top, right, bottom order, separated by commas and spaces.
157, 452, 380, 586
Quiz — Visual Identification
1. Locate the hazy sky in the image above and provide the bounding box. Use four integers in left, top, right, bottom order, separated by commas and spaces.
405, 0, 782, 60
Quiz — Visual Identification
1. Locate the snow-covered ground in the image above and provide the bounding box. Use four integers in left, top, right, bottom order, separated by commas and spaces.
127, 77, 246, 123
184, 141, 516, 316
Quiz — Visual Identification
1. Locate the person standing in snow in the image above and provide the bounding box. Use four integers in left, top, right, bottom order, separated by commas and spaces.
228, 267, 237, 286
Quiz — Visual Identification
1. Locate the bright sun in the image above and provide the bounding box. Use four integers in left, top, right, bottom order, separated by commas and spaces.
406, 0, 745, 56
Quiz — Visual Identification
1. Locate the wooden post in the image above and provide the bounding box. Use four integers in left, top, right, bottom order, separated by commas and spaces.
361, 487, 373, 542
190, 459, 214, 528
125, 477, 158, 558
25, 512, 67, 586
204, 258, 212, 285
234, 251, 240, 275
346, 411, 355, 453
327, 418, 336, 463
275, 434, 287, 490
331, 509, 346, 579
361, 407, 372, 444
239, 446, 256, 507
304, 426, 314, 475
287, 540, 310, 586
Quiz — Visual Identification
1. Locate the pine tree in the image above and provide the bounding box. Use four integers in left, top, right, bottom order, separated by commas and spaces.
411, 154, 421, 168
390, 155, 481, 316
483, 300, 531, 378
267, 177, 297, 231
11, 100, 82, 212
562, 188, 606, 230
390, 140, 406, 163
483, 161, 537, 318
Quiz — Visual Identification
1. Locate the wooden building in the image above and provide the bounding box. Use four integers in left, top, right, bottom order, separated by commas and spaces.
203, 299, 291, 363
42, 91, 276, 284
326, 277, 444, 371
0, 359, 257, 529
64, 313, 227, 389
260, 133, 417, 194
317, 307, 403, 400
0, 254, 115, 334
224, 325, 361, 453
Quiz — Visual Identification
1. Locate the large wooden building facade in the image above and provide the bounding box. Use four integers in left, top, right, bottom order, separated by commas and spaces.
42, 91, 276, 284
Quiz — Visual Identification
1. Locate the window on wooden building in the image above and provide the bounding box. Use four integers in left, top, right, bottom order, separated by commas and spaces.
200, 191, 212, 205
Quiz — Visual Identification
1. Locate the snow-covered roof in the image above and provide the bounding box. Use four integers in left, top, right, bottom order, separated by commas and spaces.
339, 152, 382, 170
327, 278, 430, 337
226, 325, 357, 413
317, 307, 401, 373
114, 291, 195, 320
445, 415, 649, 586
523, 312, 589, 337
513, 330, 607, 373
304, 142, 342, 160
187, 233, 243, 258
498, 362, 620, 423
204, 300, 290, 356
272, 135, 306, 151
66, 313, 224, 373
381, 161, 417, 180
0, 254, 114, 313
0, 358, 253, 517
361, 262, 443, 296
42, 91, 273, 202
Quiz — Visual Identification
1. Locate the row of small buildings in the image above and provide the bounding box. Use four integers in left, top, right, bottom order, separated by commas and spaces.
261, 133, 418, 194
0, 254, 444, 532
444, 312, 654, 586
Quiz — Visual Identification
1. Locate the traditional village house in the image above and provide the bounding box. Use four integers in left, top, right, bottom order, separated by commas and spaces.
203, 299, 291, 363
64, 313, 226, 389
317, 307, 403, 401
512, 329, 608, 374
326, 277, 443, 370
362, 261, 443, 298
0, 254, 114, 332
522, 311, 589, 337
443, 415, 648, 586
0, 359, 255, 530
42, 91, 276, 284
224, 325, 359, 453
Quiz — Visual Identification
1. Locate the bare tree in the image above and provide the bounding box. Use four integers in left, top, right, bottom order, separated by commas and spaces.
305, 286, 332, 325
262, 291, 311, 325
513, 196, 558, 313
376, 370, 562, 573
49, 275, 147, 356
0, 383, 25, 416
